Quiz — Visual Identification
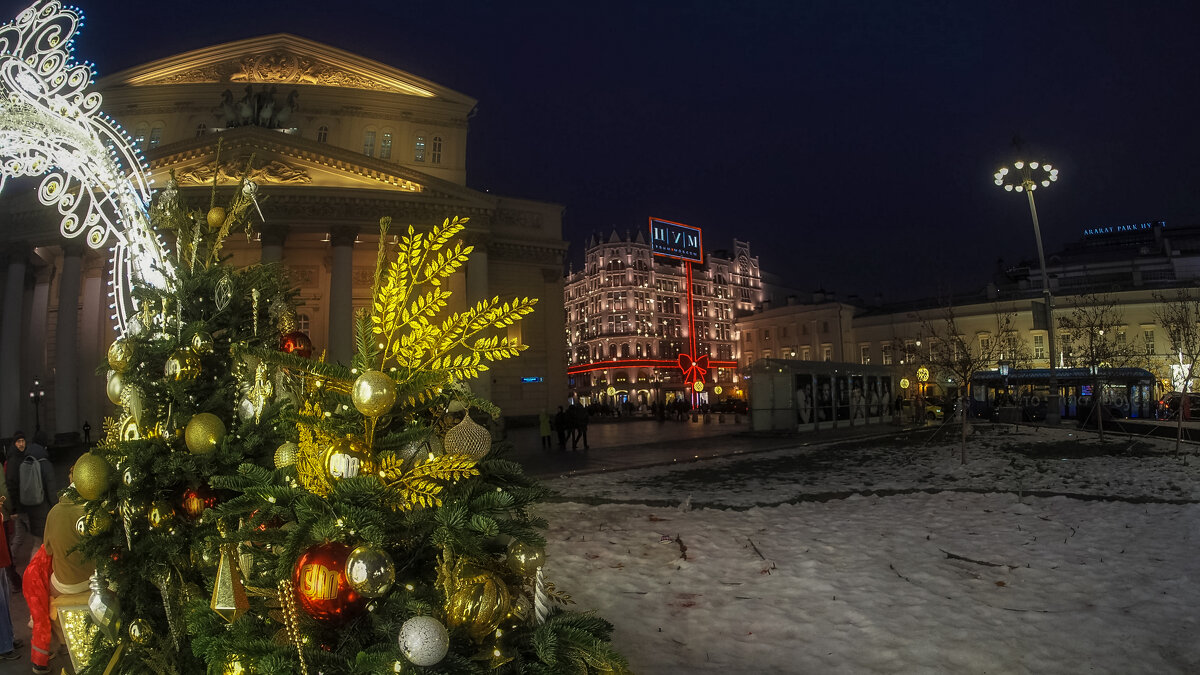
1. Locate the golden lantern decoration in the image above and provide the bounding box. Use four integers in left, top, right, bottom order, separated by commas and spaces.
165, 349, 202, 381
73, 453, 112, 501
107, 338, 134, 373
443, 414, 491, 459
185, 413, 226, 455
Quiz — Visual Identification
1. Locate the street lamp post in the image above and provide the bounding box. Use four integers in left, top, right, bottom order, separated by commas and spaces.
995, 159, 1061, 423
28, 378, 45, 432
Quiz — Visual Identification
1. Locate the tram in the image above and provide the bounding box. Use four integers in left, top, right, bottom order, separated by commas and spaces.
968, 367, 1157, 421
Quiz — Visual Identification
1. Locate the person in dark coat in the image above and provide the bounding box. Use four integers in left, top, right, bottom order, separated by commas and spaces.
5, 431, 56, 575
569, 401, 589, 451
553, 406, 568, 451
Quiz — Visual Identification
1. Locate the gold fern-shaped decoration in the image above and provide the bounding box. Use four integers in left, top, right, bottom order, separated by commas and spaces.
378, 452, 480, 511
367, 216, 537, 394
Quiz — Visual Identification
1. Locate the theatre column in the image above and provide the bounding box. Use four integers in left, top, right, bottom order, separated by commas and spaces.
327, 227, 356, 365
54, 243, 83, 441
260, 224, 288, 263
0, 248, 28, 435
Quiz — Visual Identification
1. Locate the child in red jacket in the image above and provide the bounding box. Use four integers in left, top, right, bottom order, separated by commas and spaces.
24, 544, 51, 673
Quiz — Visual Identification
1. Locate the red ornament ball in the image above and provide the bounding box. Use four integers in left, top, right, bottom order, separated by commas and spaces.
293, 542, 363, 624
180, 485, 218, 520
279, 331, 313, 358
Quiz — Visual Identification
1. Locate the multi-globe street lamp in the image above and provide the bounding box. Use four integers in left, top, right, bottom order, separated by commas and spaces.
994, 160, 1060, 423
28, 378, 45, 432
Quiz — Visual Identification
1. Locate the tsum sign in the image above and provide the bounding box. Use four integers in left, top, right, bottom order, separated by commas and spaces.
649, 217, 703, 264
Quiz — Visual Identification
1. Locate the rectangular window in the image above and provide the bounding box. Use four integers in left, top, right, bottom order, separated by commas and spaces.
414, 135, 426, 162
881, 344, 893, 365
1144, 329, 1156, 355
1033, 334, 1046, 359
980, 336, 991, 352
782, 326, 789, 338
822, 345, 833, 361
380, 132, 392, 159
763, 329, 770, 340
430, 136, 442, 164
148, 126, 163, 148
801, 347, 811, 361
860, 344, 870, 364
363, 130, 376, 157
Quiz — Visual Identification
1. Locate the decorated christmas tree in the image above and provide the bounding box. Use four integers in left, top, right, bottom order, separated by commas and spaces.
70, 188, 629, 674
0, 1, 628, 673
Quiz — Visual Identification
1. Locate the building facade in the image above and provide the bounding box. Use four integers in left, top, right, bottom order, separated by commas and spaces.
564, 229, 765, 408
0, 34, 567, 438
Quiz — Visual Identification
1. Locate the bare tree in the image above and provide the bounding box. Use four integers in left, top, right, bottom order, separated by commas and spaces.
917, 304, 1025, 464
1056, 293, 1137, 440
1154, 288, 1200, 452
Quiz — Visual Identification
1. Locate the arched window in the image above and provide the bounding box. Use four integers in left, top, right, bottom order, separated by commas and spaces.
317, 125, 329, 143
133, 122, 148, 149
621, 343, 630, 358
148, 125, 164, 148
430, 136, 443, 164
380, 131, 393, 159
195, 123, 207, 138
414, 135, 426, 162
363, 129, 377, 157
608, 344, 618, 358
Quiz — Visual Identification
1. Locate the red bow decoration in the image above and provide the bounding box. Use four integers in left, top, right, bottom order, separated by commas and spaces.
677, 353, 709, 385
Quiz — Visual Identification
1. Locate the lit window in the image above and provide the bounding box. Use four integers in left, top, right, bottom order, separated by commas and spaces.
822, 345, 832, 361
133, 122, 148, 149
1033, 334, 1046, 359
195, 123, 207, 138
317, 125, 329, 143
363, 130, 376, 157
881, 345, 893, 365
414, 135, 426, 162
860, 345, 870, 364
380, 132, 392, 159
430, 136, 442, 164
148, 126, 163, 148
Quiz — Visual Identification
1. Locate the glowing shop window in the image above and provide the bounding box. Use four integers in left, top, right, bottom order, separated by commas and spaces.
380, 132, 392, 159
363, 130, 376, 157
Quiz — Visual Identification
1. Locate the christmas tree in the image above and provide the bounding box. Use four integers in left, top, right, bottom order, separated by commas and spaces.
67, 177, 629, 674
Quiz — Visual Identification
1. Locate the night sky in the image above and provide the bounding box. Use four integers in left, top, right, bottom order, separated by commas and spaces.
7, 0, 1199, 301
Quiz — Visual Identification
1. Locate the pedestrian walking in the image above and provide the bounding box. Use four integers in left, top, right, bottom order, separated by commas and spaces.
569, 401, 589, 451
538, 409, 553, 451
553, 406, 568, 451
5, 430, 56, 576
0, 494, 20, 662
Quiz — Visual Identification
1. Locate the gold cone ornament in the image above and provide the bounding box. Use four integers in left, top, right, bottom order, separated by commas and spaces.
211, 546, 250, 623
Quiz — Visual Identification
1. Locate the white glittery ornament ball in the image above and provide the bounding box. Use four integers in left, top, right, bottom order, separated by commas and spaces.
398, 615, 450, 667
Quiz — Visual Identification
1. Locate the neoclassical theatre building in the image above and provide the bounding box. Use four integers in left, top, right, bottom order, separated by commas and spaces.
0, 34, 567, 439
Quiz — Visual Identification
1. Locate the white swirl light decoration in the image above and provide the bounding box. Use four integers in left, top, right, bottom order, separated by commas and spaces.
0, 0, 174, 334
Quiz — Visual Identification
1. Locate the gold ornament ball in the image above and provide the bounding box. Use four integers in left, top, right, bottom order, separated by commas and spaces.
128, 619, 152, 645
206, 206, 226, 230
445, 566, 512, 641
165, 349, 202, 381
274, 441, 297, 469
505, 541, 546, 577
77, 511, 113, 536
107, 339, 133, 373
185, 413, 226, 455
345, 545, 395, 598
74, 453, 112, 501
148, 501, 176, 529
323, 437, 372, 481
352, 370, 397, 418
190, 331, 214, 354
223, 658, 253, 675
106, 370, 124, 405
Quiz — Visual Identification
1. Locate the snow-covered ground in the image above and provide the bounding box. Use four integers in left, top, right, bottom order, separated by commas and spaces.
537, 425, 1200, 674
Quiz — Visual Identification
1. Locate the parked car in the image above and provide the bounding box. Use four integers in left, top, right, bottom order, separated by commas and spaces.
1159, 392, 1200, 420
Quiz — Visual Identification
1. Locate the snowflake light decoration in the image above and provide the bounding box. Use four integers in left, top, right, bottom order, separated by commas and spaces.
0, 0, 174, 333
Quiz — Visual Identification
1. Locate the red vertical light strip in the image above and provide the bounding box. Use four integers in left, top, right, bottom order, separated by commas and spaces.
685, 261, 696, 358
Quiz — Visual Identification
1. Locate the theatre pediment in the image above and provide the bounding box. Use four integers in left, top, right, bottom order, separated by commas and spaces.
100, 34, 474, 104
